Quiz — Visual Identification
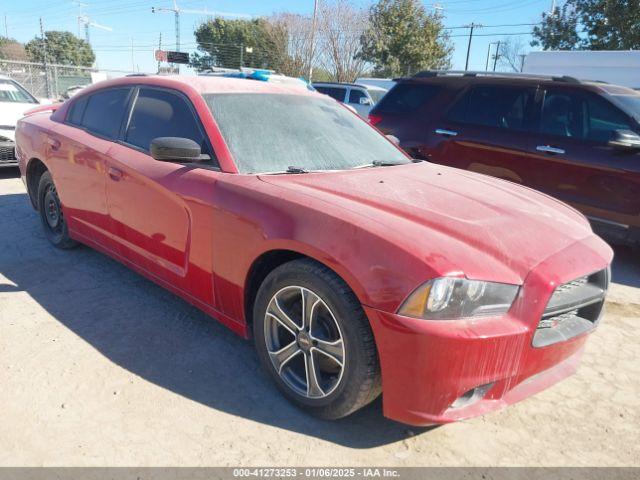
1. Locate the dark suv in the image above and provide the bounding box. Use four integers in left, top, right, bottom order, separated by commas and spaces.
370, 71, 640, 246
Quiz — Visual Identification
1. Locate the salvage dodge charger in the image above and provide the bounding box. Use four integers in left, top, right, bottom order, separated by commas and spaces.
15, 75, 613, 425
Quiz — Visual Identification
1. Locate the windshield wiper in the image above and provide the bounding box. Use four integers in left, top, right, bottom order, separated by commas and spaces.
353, 160, 406, 169
285, 166, 309, 174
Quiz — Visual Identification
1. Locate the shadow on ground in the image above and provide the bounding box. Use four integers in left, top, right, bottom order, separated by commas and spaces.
0, 190, 433, 449
1, 183, 637, 448
610, 245, 640, 288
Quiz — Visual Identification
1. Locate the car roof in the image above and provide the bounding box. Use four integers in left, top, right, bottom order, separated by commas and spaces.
398, 71, 618, 91
313, 82, 372, 89
79, 74, 320, 97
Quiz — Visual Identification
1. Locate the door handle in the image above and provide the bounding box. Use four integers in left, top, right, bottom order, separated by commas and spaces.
536, 145, 565, 155
435, 128, 458, 137
47, 137, 61, 151
108, 166, 123, 181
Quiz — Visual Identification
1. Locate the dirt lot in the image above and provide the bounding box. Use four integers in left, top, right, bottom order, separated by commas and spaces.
0, 168, 638, 467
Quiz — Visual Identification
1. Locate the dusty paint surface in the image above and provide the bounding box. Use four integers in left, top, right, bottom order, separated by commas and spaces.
0, 171, 638, 466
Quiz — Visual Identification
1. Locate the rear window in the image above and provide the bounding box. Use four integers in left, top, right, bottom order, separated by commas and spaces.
315, 86, 346, 102
373, 83, 442, 114
67, 96, 88, 126
81, 88, 131, 139
447, 85, 536, 131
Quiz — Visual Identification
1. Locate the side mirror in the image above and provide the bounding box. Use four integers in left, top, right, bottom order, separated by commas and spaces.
150, 137, 208, 162
609, 130, 640, 150
386, 134, 400, 146
359, 96, 372, 106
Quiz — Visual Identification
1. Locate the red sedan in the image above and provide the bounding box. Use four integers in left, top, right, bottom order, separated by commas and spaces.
15, 75, 613, 425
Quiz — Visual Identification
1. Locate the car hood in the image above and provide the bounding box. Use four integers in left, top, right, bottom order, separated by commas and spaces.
259, 162, 595, 285
0, 102, 37, 141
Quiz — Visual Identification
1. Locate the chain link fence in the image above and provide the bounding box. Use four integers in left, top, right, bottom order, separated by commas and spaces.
0, 59, 140, 99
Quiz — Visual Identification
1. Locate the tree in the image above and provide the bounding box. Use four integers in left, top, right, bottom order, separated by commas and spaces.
359, 0, 452, 77
496, 37, 528, 72
190, 18, 285, 71
531, 0, 640, 50
25, 31, 95, 66
531, 2, 582, 50
263, 13, 314, 78
317, 0, 368, 82
577, 0, 640, 49
0, 37, 27, 61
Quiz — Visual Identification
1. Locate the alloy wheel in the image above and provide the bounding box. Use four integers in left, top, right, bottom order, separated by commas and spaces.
263, 286, 346, 399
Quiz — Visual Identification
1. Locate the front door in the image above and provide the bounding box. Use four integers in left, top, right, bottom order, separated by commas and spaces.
105, 86, 215, 290
532, 87, 640, 227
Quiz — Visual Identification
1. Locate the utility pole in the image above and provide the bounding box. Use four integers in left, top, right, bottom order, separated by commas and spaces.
4, 14, 8, 37
307, 0, 319, 81
157, 32, 162, 73
493, 40, 501, 71
485, 42, 496, 71
464, 23, 481, 71
39, 18, 51, 98
152, 1, 181, 72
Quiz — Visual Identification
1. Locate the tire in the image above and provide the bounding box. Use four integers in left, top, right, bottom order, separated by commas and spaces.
37, 171, 78, 249
253, 258, 381, 420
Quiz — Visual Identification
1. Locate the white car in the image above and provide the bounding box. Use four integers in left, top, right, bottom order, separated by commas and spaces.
312, 82, 388, 117
0, 75, 40, 168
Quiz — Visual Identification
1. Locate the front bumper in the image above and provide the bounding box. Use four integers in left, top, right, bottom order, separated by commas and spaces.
366, 235, 613, 426
0, 139, 17, 167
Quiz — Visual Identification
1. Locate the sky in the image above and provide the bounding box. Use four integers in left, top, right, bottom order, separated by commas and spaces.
2, 0, 555, 75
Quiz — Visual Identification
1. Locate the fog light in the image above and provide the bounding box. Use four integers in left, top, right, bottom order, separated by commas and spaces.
450, 383, 494, 409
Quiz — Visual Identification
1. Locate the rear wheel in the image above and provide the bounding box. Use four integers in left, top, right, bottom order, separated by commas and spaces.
37, 171, 78, 249
253, 259, 381, 419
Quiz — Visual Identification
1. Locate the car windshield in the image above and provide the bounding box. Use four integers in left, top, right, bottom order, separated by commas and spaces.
203, 93, 409, 174
0, 79, 37, 104
610, 93, 640, 123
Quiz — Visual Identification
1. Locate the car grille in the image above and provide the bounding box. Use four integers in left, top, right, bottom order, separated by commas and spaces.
533, 268, 609, 348
0, 142, 16, 164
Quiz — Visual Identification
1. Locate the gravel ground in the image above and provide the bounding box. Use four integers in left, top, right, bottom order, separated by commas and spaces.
0, 168, 638, 467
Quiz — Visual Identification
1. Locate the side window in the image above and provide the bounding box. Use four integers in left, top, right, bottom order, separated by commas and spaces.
347, 89, 367, 105
449, 85, 535, 131
585, 94, 632, 143
315, 86, 346, 102
81, 88, 131, 139
67, 96, 88, 126
125, 88, 210, 157
375, 83, 442, 114
541, 91, 584, 139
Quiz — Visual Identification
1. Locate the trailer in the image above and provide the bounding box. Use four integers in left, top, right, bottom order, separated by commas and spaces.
523, 50, 640, 89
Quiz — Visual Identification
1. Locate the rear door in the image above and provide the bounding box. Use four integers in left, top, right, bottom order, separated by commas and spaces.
532, 87, 640, 227
105, 85, 217, 289
50, 87, 132, 248
431, 83, 540, 184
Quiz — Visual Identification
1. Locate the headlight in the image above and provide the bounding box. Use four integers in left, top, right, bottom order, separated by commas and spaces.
398, 277, 519, 320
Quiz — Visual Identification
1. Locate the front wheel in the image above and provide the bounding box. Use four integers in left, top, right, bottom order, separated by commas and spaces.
37, 171, 78, 249
253, 259, 381, 420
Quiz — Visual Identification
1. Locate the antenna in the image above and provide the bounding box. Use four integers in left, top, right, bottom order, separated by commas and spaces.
77, 14, 113, 45
152, 1, 253, 72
